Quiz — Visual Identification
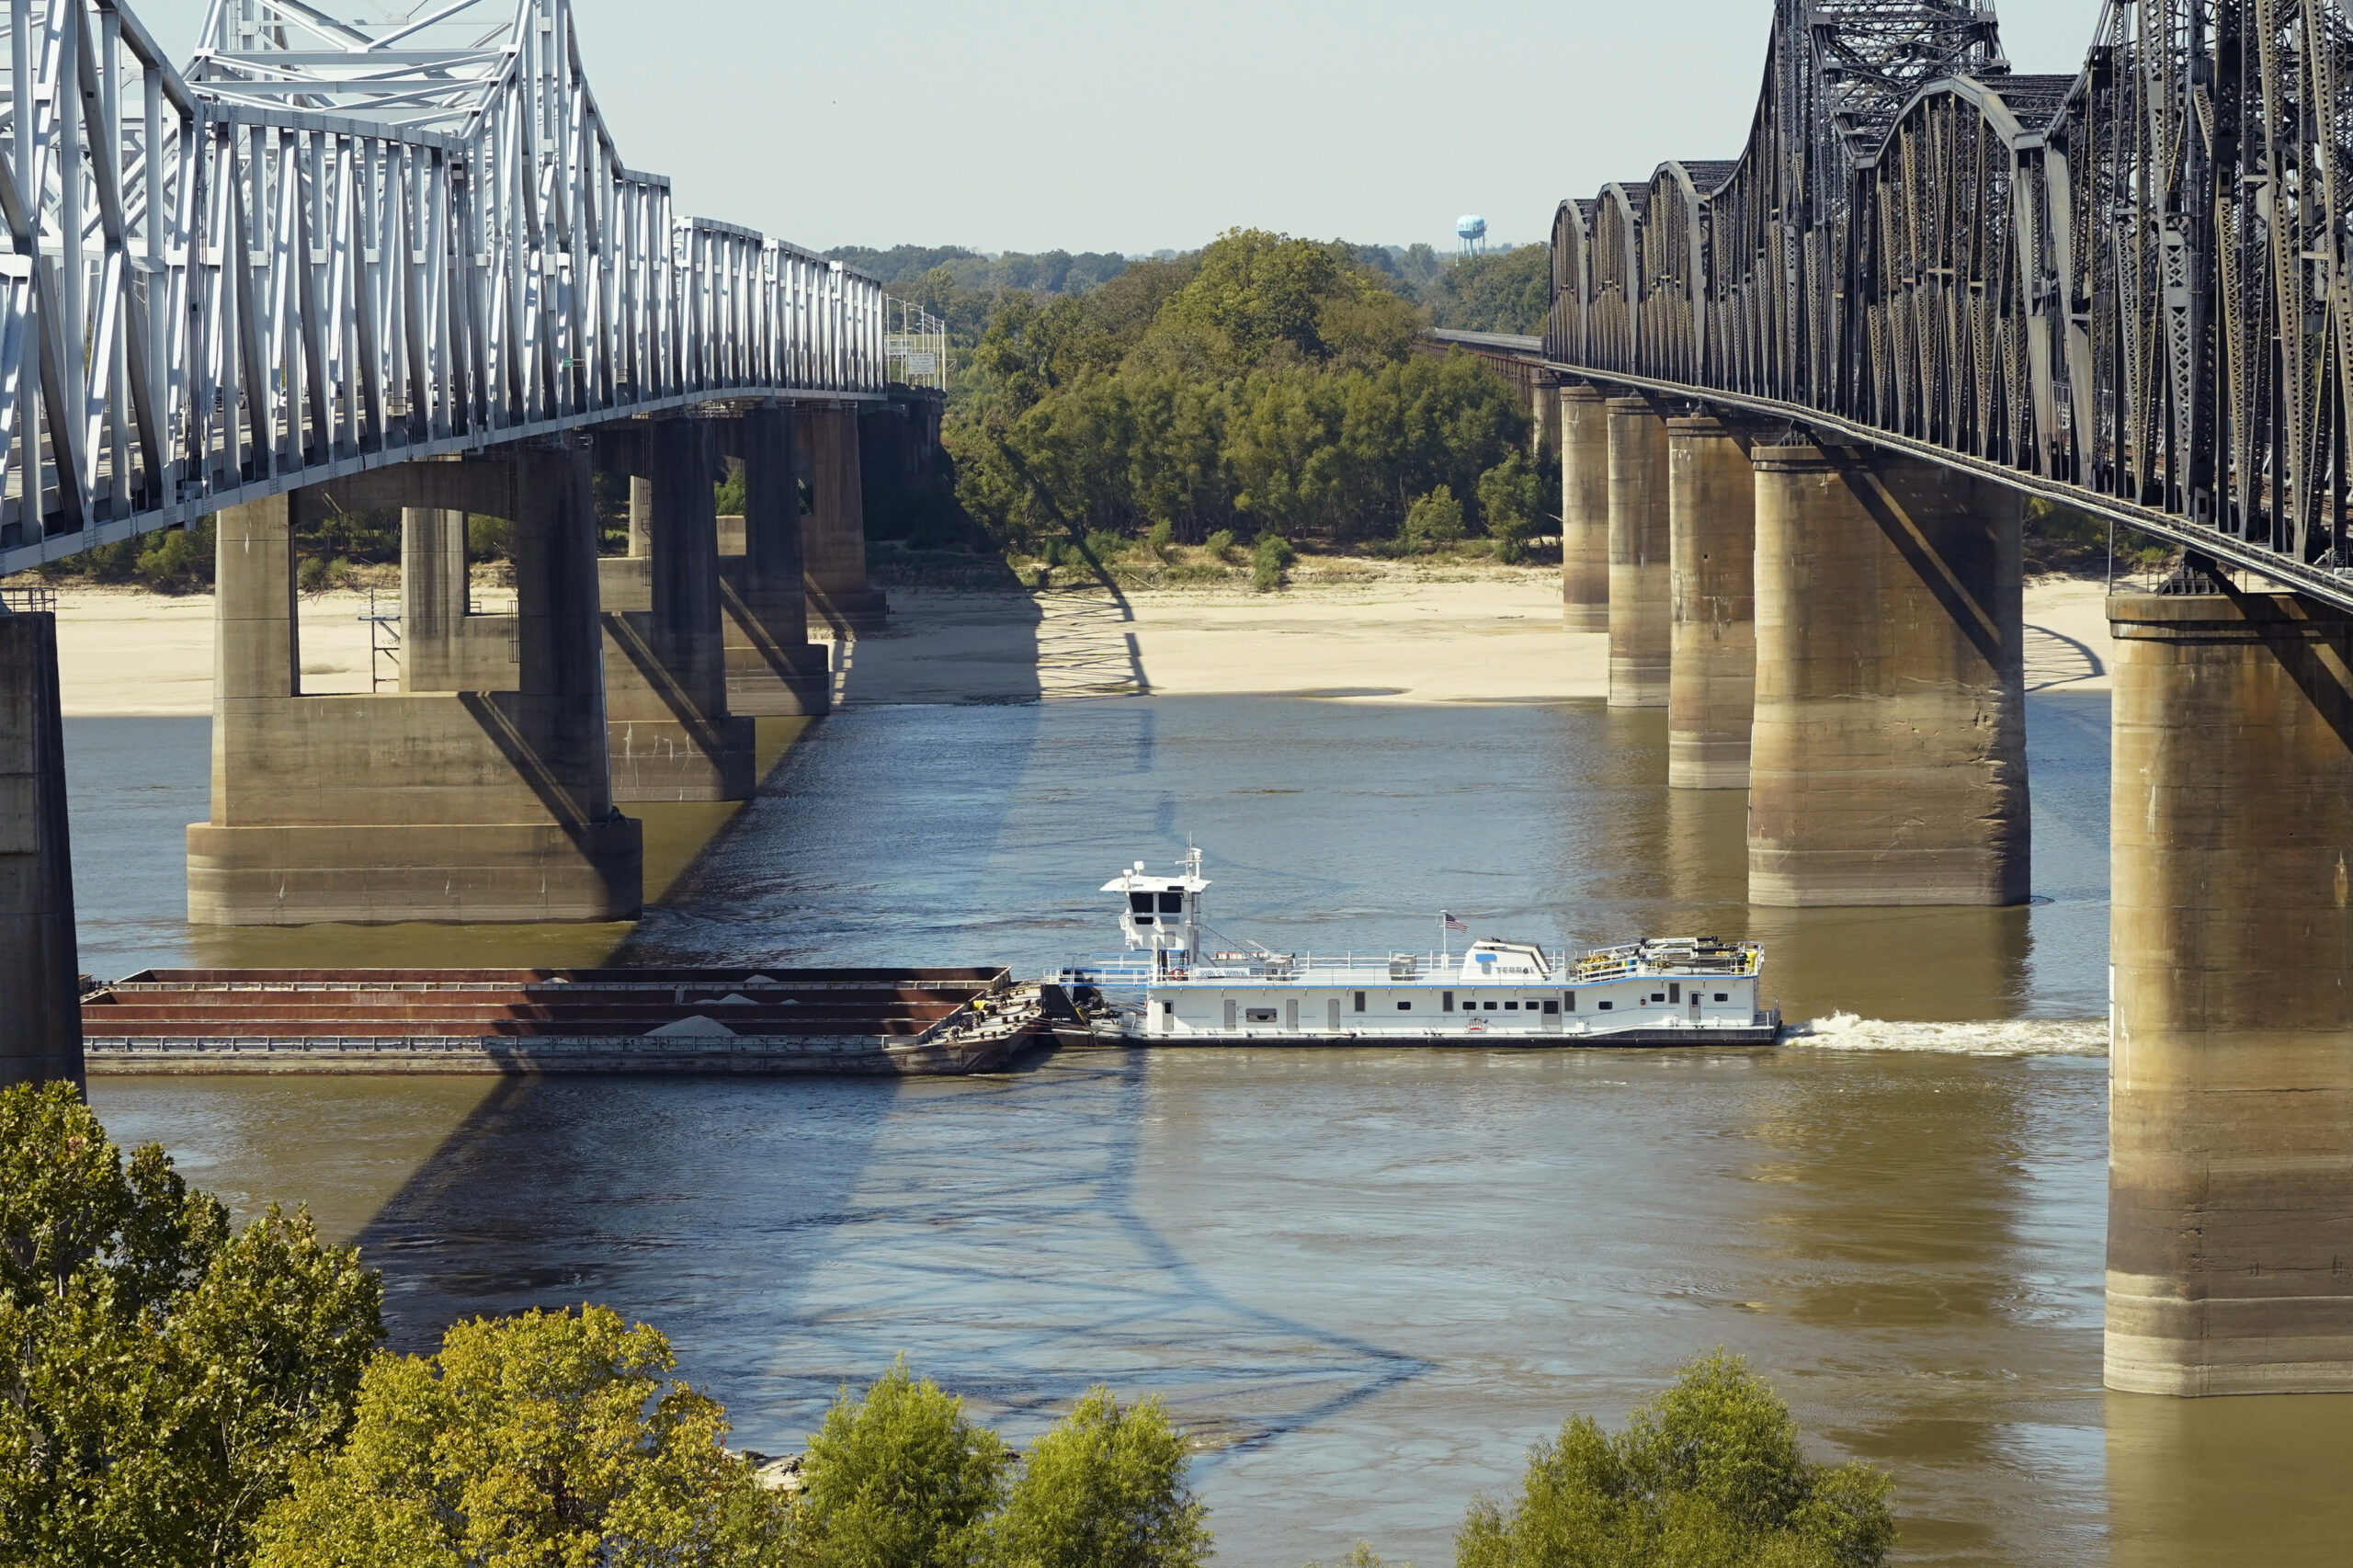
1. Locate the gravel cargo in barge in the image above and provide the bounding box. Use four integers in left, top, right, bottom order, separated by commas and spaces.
82, 968, 1047, 1075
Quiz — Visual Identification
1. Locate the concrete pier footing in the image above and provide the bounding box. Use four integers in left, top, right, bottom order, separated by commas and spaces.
1606, 396, 1671, 708
720, 404, 830, 716
1560, 386, 1610, 634
1746, 444, 2027, 906
597, 418, 756, 801
799, 407, 888, 633
0, 609, 83, 1087
189, 449, 642, 925
1666, 415, 1756, 789
2106, 589, 2353, 1395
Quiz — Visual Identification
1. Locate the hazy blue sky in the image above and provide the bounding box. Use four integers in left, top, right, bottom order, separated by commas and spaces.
136, 1, 2109, 256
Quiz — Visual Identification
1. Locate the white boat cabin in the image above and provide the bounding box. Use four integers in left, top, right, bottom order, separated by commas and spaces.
1063, 851, 1773, 1044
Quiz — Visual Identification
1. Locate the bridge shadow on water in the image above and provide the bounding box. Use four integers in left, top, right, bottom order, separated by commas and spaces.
352, 1050, 1428, 1460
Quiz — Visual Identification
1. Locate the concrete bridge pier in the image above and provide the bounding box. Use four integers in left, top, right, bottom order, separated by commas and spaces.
190, 446, 642, 924
717, 405, 830, 716
1607, 395, 1672, 708
1666, 415, 1757, 789
799, 406, 889, 634
401, 507, 517, 689
2107, 589, 2353, 1395
0, 606, 82, 1087
597, 417, 756, 801
1560, 385, 1610, 633
1746, 444, 2027, 905
1530, 372, 1561, 460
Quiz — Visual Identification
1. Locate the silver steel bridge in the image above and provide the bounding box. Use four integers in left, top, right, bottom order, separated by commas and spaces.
0, 0, 894, 580
1526, 0, 2353, 613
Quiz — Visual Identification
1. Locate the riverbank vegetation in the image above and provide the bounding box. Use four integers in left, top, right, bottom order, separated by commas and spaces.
3, 1082, 1897, 1568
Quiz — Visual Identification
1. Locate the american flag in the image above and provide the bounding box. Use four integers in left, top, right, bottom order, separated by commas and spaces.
1443, 912, 1469, 933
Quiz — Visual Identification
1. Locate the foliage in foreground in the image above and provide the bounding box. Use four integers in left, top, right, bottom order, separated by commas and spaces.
1455, 1354, 1895, 1568
252, 1305, 783, 1568
0, 1080, 383, 1568
793, 1359, 1207, 1568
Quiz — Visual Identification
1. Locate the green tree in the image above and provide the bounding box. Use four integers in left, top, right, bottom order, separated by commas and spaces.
251, 1305, 781, 1568
1422, 245, 1553, 336
1401, 487, 1464, 553
1455, 1354, 1896, 1568
793, 1356, 1014, 1568
0, 1081, 382, 1568
987, 1387, 1207, 1568
1475, 451, 1544, 563
1251, 533, 1295, 593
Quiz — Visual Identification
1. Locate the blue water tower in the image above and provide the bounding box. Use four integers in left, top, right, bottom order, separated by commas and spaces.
1457, 214, 1488, 257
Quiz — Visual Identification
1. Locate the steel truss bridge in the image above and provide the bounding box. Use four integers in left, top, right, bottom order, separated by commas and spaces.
0, 0, 902, 580
1537, 0, 2353, 612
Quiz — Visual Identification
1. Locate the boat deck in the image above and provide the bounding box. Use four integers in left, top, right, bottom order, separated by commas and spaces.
81, 968, 1042, 1075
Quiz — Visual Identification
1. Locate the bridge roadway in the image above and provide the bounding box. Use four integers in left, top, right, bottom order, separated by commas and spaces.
1, 6, 939, 1076
1430, 3, 2353, 1402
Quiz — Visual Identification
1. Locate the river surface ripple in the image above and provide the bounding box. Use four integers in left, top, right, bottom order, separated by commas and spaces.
75, 694, 2353, 1567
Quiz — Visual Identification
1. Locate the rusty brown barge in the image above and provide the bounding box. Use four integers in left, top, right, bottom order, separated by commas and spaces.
81, 968, 1062, 1076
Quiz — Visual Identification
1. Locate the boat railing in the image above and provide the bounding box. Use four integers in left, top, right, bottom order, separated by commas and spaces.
1058, 941, 1760, 988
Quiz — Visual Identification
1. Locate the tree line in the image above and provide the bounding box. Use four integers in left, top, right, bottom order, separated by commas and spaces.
2, 1081, 1896, 1568
913, 228, 1550, 569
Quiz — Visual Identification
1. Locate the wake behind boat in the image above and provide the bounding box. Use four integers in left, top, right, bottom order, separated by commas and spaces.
1053, 850, 1781, 1047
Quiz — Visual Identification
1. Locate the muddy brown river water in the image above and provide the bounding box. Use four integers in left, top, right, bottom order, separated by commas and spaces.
69, 694, 2353, 1566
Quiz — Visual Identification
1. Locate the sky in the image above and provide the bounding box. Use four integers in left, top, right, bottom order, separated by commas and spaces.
134, 0, 2110, 256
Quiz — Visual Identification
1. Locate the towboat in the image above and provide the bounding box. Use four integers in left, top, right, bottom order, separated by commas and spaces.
1051, 850, 1781, 1047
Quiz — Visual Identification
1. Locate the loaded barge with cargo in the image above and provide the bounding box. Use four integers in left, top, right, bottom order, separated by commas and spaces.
1056, 850, 1780, 1046
80, 967, 1049, 1075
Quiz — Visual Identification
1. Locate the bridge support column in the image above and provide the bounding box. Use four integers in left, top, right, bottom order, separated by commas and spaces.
400, 507, 516, 691
1746, 444, 2026, 905
1560, 386, 1609, 633
188, 449, 641, 925
1530, 373, 1560, 460
718, 404, 829, 716
1607, 396, 1671, 708
1667, 415, 1756, 789
798, 406, 888, 634
2107, 590, 2353, 1395
597, 418, 756, 801
0, 607, 82, 1087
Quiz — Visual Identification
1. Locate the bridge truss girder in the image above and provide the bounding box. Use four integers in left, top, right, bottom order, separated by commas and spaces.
1547, 0, 2353, 612
0, 0, 888, 581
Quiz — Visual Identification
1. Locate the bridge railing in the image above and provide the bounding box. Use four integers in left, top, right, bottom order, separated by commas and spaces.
0, 0, 888, 581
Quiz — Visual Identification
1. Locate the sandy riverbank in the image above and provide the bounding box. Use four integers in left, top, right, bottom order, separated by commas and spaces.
38, 572, 2117, 716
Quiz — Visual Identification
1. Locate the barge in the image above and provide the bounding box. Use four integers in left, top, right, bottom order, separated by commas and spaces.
1055, 850, 1780, 1047
81, 967, 1046, 1075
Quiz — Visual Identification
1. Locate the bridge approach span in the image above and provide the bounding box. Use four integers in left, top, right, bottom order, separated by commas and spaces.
0, 0, 890, 580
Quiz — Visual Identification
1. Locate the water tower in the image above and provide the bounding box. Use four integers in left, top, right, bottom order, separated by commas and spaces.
1456, 215, 1488, 257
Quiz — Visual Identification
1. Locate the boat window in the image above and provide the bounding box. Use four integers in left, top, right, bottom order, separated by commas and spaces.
1397, 1000, 1412, 1011
1160, 1001, 1174, 1016
1129, 892, 1154, 914
1504, 1001, 1519, 1011
1158, 891, 1184, 914
1598, 1000, 1614, 1010
1713, 993, 1728, 1003
1542, 1000, 1559, 1015
1668, 983, 1680, 1004
1245, 1008, 1277, 1024
1353, 991, 1366, 1013
1650, 993, 1665, 1004
1483, 1000, 1497, 1011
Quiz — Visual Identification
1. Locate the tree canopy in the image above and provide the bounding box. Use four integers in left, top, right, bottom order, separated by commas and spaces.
252, 1305, 785, 1568
0, 1081, 382, 1568
1455, 1354, 1897, 1568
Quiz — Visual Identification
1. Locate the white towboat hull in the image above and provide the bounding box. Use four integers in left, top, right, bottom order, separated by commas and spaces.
1058, 849, 1781, 1051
